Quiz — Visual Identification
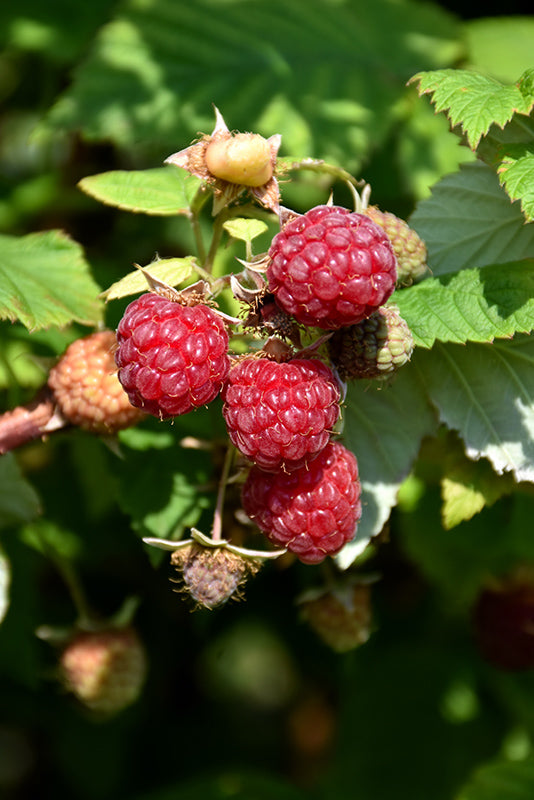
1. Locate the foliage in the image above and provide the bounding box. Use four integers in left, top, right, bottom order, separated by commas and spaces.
1, 2, 534, 799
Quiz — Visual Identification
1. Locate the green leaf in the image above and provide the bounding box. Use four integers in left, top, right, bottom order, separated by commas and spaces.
410, 68, 534, 149
0, 230, 102, 331
223, 218, 268, 244
409, 163, 534, 277
498, 143, 534, 222
394, 260, 534, 349
0, 546, 10, 624
0, 454, 41, 529
458, 756, 534, 800
441, 455, 515, 530
337, 365, 437, 568
41, 0, 461, 170
102, 257, 196, 301
115, 427, 213, 540
78, 167, 202, 215
465, 17, 534, 85
413, 336, 534, 483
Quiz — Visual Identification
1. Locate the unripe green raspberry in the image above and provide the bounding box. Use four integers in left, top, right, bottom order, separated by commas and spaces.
363, 207, 427, 286
60, 627, 147, 715
171, 544, 260, 609
328, 305, 414, 381
299, 584, 372, 653
205, 133, 273, 187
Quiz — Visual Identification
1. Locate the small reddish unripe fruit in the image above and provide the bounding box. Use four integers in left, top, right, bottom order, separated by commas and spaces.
48, 330, 145, 434
473, 577, 534, 671
299, 584, 372, 652
205, 134, 273, 187
60, 627, 147, 714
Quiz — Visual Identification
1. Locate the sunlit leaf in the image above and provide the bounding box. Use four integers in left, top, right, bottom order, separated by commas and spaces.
0, 230, 102, 330
395, 260, 534, 348
79, 167, 202, 215
101, 257, 196, 301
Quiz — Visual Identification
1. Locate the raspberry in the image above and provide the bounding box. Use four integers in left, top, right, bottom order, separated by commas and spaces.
171, 543, 260, 609
266, 205, 397, 330
363, 207, 427, 286
48, 330, 145, 434
472, 572, 534, 671
60, 627, 147, 714
299, 583, 372, 652
328, 304, 414, 381
222, 355, 341, 472
241, 441, 361, 564
115, 292, 230, 419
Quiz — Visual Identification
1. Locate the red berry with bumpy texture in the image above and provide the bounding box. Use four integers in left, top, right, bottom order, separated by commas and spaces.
60, 627, 147, 715
222, 356, 341, 472
48, 330, 145, 434
115, 293, 230, 419
241, 441, 361, 564
267, 205, 397, 330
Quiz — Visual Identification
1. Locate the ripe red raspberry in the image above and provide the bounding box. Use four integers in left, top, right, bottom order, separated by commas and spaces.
48, 330, 145, 434
241, 441, 361, 564
60, 627, 147, 714
222, 355, 341, 472
115, 292, 230, 419
266, 205, 397, 330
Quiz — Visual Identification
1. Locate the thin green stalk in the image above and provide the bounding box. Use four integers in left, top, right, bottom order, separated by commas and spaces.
210, 443, 235, 542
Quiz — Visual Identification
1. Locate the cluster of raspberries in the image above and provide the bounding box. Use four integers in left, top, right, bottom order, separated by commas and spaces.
113, 204, 416, 564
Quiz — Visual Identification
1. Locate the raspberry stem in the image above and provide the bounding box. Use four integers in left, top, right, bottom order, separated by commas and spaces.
0, 389, 65, 454
210, 442, 235, 542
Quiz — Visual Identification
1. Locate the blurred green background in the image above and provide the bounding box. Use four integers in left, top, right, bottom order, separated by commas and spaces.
2, 1, 534, 798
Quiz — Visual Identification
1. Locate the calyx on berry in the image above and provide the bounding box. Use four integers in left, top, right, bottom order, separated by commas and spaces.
143, 528, 286, 609
165, 106, 282, 214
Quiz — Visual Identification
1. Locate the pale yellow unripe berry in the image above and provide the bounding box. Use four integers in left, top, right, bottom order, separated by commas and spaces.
205, 133, 273, 187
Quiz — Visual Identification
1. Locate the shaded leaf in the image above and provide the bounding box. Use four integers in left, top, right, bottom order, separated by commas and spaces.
78, 167, 202, 215
337, 365, 437, 568
0, 454, 41, 529
0, 230, 102, 331
41, 0, 461, 169
394, 260, 534, 349
457, 756, 534, 800
410, 68, 534, 149
409, 163, 534, 277
413, 337, 534, 483
102, 257, 196, 301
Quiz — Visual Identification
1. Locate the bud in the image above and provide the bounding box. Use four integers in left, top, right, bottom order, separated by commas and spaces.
60, 627, 148, 714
